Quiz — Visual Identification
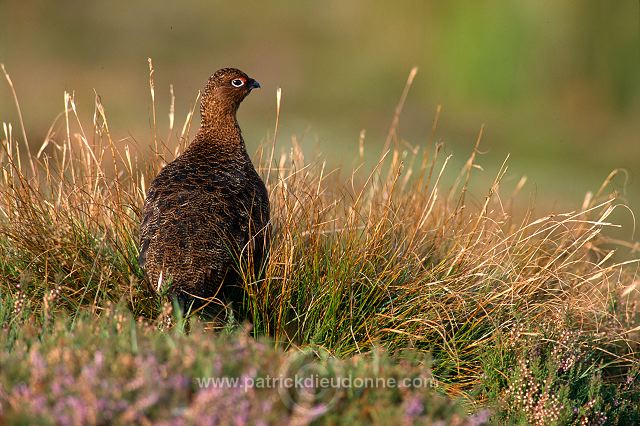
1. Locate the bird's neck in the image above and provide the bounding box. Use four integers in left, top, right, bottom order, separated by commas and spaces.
193, 110, 247, 156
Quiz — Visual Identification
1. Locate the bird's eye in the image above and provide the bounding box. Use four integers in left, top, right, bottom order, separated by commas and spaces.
231, 79, 244, 87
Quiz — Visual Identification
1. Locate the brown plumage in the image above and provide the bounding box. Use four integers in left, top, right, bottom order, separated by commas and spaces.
139, 68, 269, 312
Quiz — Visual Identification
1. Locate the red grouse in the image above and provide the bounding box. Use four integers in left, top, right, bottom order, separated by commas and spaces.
139, 68, 269, 314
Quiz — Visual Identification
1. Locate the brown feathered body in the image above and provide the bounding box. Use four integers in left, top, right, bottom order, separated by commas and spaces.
139, 68, 269, 309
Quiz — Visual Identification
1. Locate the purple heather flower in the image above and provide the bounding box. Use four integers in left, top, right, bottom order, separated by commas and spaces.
467, 409, 491, 426
29, 350, 47, 382
404, 396, 424, 418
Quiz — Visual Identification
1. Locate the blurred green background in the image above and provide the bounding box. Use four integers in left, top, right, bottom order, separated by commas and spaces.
1, 1, 639, 232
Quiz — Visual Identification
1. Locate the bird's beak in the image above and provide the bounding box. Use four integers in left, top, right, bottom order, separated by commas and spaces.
248, 79, 261, 89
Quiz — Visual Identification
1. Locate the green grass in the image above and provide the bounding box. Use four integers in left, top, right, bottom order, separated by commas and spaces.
1, 65, 639, 424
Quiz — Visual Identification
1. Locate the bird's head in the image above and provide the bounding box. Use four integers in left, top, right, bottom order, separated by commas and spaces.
200, 68, 260, 124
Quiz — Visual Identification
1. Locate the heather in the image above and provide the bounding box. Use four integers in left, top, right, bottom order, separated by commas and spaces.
1, 65, 639, 424
2, 305, 487, 425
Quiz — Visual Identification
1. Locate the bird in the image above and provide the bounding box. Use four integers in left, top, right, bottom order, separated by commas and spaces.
139, 68, 269, 317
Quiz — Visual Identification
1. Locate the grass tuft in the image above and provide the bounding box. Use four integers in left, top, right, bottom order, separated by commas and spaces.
1, 64, 638, 423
